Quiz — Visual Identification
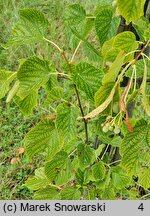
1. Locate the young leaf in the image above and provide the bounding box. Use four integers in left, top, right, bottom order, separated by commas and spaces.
56, 103, 79, 139
4, 8, 49, 48
17, 56, 51, 99
92, 161, 106, 180
0, 70, 17, 99
72, 62, 104, 99
34, 186, 60, 200
95, 8, 120, 46
45, 151, 68, 182
14, 90, 38, 116
77, 143, 94, 169
60, 186, 81, 200
117, 0, 146, 24
120, 122, 149, 175
113, 31, 138, 54
64, 4, 86, 25
25, 118, 55, 159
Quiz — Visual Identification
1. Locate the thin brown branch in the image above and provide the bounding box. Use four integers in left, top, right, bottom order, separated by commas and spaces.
133, 41, 150, 64
61, 51, 89, 144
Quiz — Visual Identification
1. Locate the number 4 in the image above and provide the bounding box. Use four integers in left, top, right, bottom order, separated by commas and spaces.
138, 203, 144, 211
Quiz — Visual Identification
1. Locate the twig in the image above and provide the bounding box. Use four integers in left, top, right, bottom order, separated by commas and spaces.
44, 37, 89, 144
61, 51, 89, 144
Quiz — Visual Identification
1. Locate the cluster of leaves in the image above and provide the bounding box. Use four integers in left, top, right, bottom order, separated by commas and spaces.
0, 0, 150, 199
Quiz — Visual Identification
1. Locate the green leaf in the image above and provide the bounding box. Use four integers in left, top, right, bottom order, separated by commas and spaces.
146, 127, 150, 147
95, 8, 120, 46
45, 151, 68, 182
102, 31, 138, 62
94, 144, 105, 158
0, 70, 17, 99
25, 118, 55, 159
70, 27, 102, 61
17, 56, 51, 99
77, 143, 94, 169
92, 161, 106, 180
34, 186, 60, 200
72, 62, 104, 99
44, 75, 58, 92
133, 17, 149, 41
117, 0, 146, 24
46, 130, 64, 161
120, 122, 149, 175
64, 4, 86, 25
63, 138, 79, 154
140, 58, 150, 116
55, 158, 72, 186
102, 51, 125, 84
138, 167, 150, 189
44, 87, 64, 105
56, 103, 79, 139
111, 167, 130, 189
126, 59, 150, 78
5, 8, 49, 48
101, 187, 115, 200
14, 90, 38, 116
95, 82, 115, 107
144, 24, 150, 41
26, 167, 49, 190
113, 31, 138, 54
60, 186, 81, 200
82, 42, 103, 63
75, 168, 84, 185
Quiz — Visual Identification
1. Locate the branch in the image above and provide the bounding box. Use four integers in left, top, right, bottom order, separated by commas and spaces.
133, 40, 150, 64
61, 51, 89, 144
44, 37, 89, 144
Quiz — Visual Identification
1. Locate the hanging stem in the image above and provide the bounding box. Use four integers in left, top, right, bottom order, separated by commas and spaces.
70, 40, 82, 62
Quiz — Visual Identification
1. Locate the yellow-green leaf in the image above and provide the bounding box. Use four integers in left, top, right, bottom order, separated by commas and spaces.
120, 122, 149, 175
138, 167, 150, 189
117, 0, 146, 24
25, 118, 55, 159
95, 8, 120, 46
17, 56, 51, 99
14, 90, 38, 116
4, 8, 49, 48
